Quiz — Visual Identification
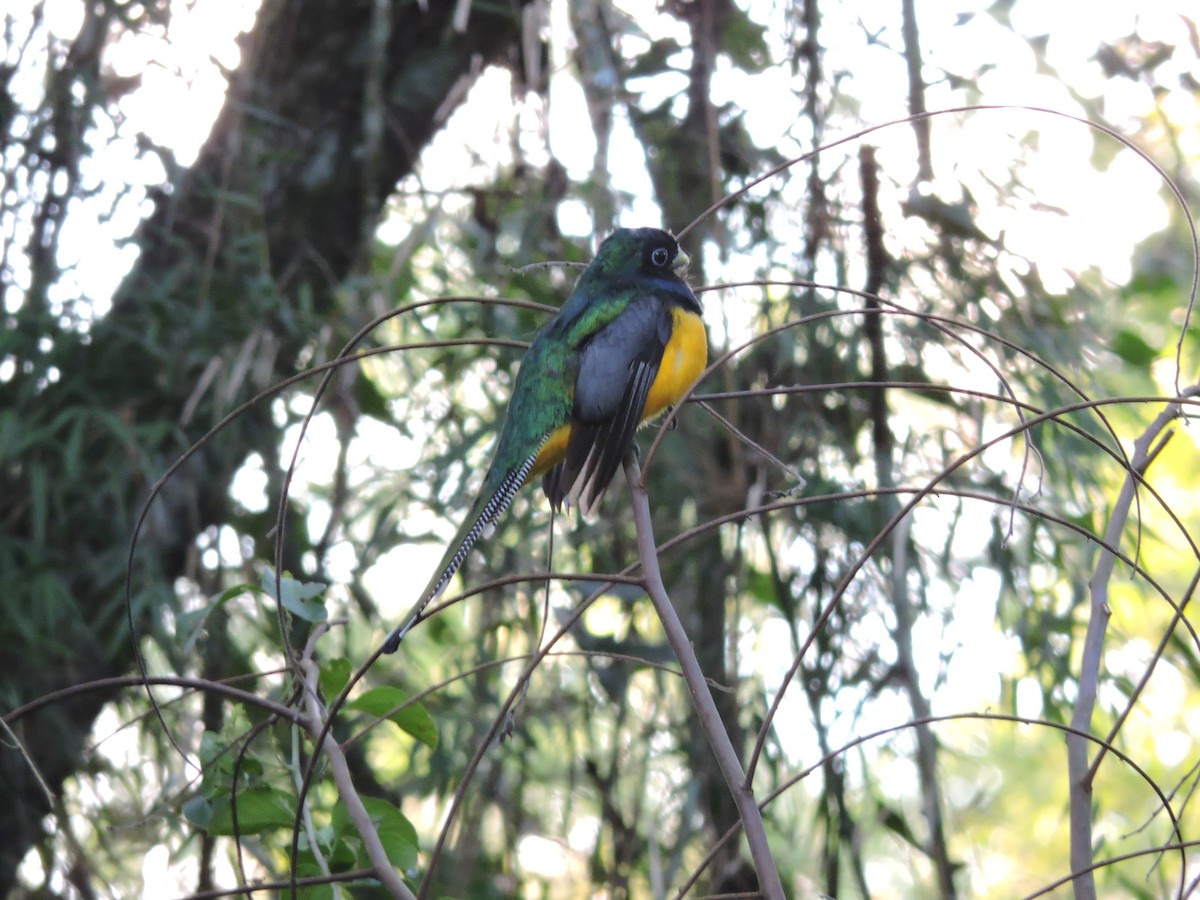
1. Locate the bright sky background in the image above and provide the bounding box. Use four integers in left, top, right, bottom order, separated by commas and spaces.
11, 0, 1199, 893
17, 0, 1194, 323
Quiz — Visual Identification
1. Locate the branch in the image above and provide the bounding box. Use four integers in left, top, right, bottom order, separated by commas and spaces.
900, 0, 933, 181
1068, 390, 1196, 899
623, 454, 786, 900
301, 626, 416, 900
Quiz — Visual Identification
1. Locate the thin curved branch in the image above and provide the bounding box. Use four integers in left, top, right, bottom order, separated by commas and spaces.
623, 453, 786, 900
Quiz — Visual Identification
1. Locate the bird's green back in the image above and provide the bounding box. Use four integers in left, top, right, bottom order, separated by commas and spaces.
481, 228, 690, 495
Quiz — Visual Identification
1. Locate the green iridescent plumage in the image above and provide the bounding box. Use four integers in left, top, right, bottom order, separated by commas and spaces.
383, 227, 703, 653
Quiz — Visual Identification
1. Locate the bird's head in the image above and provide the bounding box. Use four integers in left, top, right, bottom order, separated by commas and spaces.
589, 227, 691, 285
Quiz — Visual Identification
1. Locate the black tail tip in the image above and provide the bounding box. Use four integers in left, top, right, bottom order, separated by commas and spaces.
382, 631, 402, 654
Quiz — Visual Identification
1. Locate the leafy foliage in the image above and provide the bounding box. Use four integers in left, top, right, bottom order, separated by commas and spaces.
3, 0, 1200, 898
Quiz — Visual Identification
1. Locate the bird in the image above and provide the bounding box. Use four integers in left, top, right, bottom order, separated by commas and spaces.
383, 227, 706, 653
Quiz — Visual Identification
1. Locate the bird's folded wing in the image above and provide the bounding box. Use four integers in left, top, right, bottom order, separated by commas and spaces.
565, 361, 658, 515
545, 295, 671, 514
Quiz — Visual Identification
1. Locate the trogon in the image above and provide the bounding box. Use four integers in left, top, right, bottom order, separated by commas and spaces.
383, 227, 706, 653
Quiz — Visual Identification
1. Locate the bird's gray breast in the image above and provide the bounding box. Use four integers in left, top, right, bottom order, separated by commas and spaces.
573, 295, 672, 422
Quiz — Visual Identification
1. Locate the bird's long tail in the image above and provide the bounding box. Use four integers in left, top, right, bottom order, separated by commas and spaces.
382, 449, 540, 653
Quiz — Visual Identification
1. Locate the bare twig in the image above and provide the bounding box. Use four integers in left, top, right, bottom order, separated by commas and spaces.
300, 625, 416, 900
900, 0, 933, 181
697, 399, 805, 488
510, 259, 586, 275
1068, 389, 1199, 900
175, 868, 376, 899
623, 453, 785, 900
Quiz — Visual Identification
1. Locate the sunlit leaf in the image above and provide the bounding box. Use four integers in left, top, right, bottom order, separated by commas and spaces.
346, 686, 438, 748
175, 582, 259, 651
332, 796, 419, 871
261, 568, 328, 622
319, 656, 353, 698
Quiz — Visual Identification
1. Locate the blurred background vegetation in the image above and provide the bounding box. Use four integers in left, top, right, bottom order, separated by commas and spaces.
2, 0, 1199, 897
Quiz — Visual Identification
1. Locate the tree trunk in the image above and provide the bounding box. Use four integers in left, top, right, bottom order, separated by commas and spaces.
0, 0, 528, 891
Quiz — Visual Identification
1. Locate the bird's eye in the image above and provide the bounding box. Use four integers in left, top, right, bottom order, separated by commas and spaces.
650, 247, 670, 268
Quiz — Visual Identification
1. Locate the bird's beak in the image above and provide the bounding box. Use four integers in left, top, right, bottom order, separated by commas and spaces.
673, 248, 691, 275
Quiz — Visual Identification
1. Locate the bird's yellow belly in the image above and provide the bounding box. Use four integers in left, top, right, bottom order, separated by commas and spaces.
528, 307, 707, 480
530, 423, 572, 479
643, 307, 707, 420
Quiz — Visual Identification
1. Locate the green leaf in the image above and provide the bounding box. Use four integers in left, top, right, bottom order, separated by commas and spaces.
185, 786, 296, 836
876, 800, 921, 849
720, 3, 769, 69
292, 831, 364, 889
1110, 328, 1157, 367
332, 796, 419, 871
176, 582, 259, 651
198, 731, 225, 767
355, 370, 392, 422
319, 657, 353, 698
346, 686, 438, 748
261, 568, 328, 622
214, 747, 263, 783
323, 832, 361, 870
182, 794, 213, 829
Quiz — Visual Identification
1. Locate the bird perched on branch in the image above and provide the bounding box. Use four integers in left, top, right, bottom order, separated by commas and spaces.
383, 227, 706, 653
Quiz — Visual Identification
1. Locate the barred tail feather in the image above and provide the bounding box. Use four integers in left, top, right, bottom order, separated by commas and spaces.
382, 447, 542, 653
